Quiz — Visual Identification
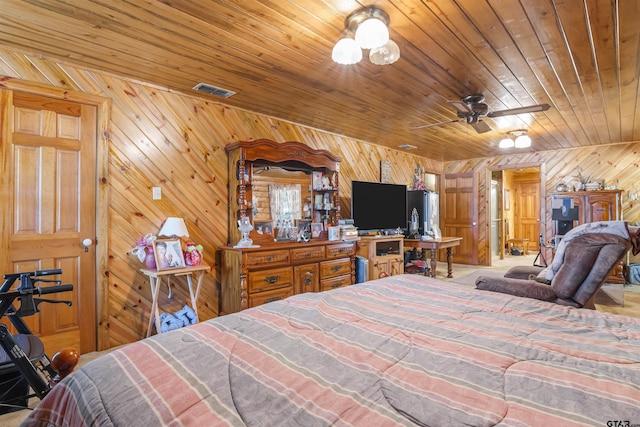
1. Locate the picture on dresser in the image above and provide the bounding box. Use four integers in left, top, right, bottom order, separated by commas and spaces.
295, 219, 311, 234
154, 239, 186, 270
310, 223, 323, 238
254, 221, 274, 235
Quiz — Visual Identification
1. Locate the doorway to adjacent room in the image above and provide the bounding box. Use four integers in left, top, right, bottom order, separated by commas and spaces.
490, 167, 541, 264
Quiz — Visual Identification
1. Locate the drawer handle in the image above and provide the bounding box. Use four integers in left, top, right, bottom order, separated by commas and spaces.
264, 296, 282, 304
303, 277, 312, 285
331, 283, 342, 289
264, 275, 281, 283
331, 265, 343, 272
266, 256, 273, 261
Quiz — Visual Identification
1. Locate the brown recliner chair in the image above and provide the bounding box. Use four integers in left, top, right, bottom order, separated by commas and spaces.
475, 232, 631, 309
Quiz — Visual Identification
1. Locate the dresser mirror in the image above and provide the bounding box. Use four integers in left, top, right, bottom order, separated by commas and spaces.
252, 165, 312, 239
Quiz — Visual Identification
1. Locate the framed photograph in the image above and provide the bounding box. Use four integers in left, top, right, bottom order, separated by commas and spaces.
254, 221, 274, 235
312, 171, 324, 190
328, 226, 340, 241
295, 219, 311, 233
154, 239, 186, 270
310, 223, 323, 238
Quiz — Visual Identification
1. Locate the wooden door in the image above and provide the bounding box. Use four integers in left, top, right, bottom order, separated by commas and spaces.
514, 182, 540, 249
443, 173, 478, 265
1, 90, 97, 355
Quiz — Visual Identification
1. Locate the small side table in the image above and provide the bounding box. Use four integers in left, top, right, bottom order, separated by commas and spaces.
508, 238, 530, 255
140, 264, 210, 337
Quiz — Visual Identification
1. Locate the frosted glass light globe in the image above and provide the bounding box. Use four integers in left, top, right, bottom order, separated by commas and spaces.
355, 18, 389, 49
332, 37, 362, 64
514, 135, 531, 148
499, 138, 515, 148
369, 39, 400, 65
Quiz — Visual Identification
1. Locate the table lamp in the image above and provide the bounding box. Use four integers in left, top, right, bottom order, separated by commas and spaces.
159, 217, 189, 238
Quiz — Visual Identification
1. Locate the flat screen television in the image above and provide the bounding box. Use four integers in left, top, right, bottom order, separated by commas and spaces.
351, 181, 407, 233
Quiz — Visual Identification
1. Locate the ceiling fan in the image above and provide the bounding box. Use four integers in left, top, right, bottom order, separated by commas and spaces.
413, 94, 550, 133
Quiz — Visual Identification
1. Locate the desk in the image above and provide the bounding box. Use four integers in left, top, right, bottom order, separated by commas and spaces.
404, 237, 463, 278
140, 264, 210, 337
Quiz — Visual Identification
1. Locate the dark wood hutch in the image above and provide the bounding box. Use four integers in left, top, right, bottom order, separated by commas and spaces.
550, 189, 625, 283
221, 140, 357, 314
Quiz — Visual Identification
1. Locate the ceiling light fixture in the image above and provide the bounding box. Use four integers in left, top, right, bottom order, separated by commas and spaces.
500, 129, 531, 149
332, 6, 400, 65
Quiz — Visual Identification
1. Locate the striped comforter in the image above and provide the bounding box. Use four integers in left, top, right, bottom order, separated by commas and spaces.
23, 275, 640, 426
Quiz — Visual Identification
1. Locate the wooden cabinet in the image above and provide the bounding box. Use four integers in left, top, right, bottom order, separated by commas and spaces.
550, 190, 624, 283
221, 240, 356, 314
550, 190, 622, 235
357, 236, 404, 280
295, 263, 319, 294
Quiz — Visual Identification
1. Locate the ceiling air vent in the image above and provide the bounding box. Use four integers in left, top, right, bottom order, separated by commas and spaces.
398, 144, 417, 149
193, 83, 236, 98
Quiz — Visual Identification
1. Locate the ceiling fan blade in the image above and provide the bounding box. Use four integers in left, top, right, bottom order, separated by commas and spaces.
470, 120, 492, 134
412, 119, 460, 130
448, 100, 472, 114
487, 103, 550, 118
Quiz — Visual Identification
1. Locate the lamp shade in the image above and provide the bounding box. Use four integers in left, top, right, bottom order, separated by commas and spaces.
499, 138, 515, 148
159, 217, 189, 238
355, 17, 389, 49
514, 134, 531, 148
332, 37, 362, 64
369, 39, 400, 65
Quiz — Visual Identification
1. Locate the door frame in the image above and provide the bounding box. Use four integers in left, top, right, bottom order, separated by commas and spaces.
485, 162, 547, 266
1, 76, 111, 350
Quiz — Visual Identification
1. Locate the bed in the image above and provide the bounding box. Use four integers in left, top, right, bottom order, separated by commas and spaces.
22, 274, 640, 426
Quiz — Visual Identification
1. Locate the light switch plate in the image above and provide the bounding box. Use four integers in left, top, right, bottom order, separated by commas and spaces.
152, 187, 161, 200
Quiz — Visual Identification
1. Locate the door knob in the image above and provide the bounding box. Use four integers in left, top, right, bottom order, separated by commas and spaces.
82, 238, 93, 252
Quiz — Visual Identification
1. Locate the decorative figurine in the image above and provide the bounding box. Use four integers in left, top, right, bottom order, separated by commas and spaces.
184, 242, 203, 266
236, 216, 254, 247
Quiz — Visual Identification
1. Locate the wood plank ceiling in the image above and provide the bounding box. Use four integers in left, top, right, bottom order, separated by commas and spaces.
1, 0, 638, 162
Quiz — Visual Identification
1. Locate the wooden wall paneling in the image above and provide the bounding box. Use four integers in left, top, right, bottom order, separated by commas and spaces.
2, 46, 640, 346
0, 48, 440, 348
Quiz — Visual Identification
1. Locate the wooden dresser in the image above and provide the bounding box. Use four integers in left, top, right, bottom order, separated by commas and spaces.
222, 139, 356, 314
221, 240, 356, 314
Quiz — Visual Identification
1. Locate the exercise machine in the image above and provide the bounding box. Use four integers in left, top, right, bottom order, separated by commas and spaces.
0, 269, 77, 413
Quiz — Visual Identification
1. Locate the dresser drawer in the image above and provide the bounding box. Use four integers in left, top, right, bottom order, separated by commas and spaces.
248, 267, 293, 293
244, 249, 290, 268
320, 258, 351, 279
320, 275, 351, 292
291, 246, 325, 263
326, 242, 356, 259
248, 286, 294, 308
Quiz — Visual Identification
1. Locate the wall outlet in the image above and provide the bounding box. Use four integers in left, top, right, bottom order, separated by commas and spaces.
152, 187, 161, 200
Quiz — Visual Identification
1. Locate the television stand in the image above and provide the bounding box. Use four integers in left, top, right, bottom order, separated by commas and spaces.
356, 236, 404, 280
